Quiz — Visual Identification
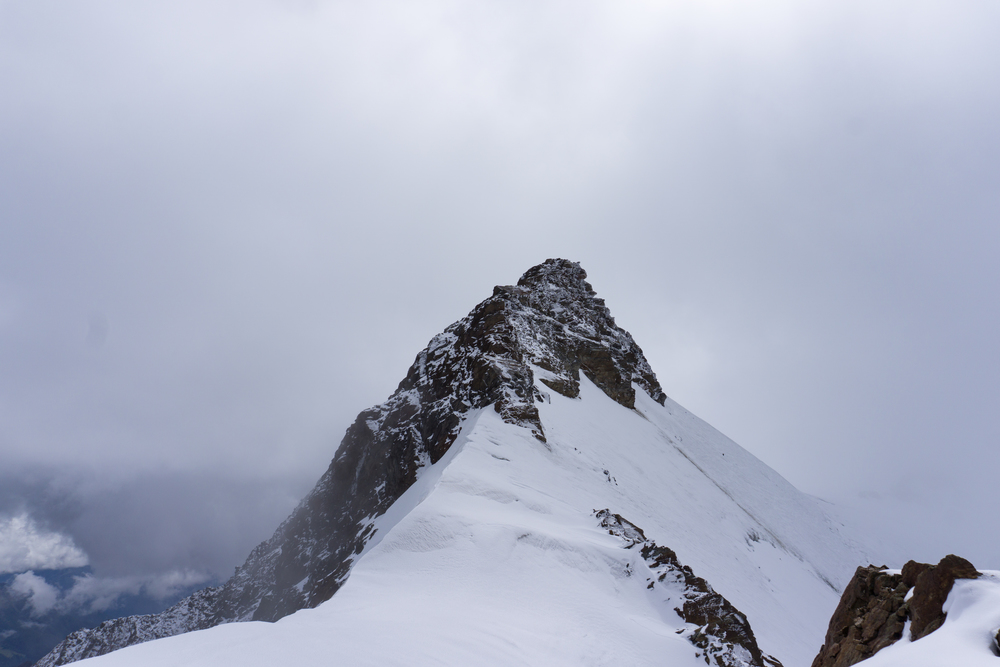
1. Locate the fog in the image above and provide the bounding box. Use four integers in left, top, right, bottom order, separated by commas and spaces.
1, 0, 997, 592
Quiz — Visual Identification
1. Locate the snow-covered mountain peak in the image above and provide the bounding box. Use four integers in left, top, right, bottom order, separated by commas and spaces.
40, 258, 670, 665
39, 260, 870, 667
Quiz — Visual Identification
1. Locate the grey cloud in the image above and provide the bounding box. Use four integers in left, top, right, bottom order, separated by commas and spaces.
57, 570, 211, 613
0, 467, 311, 579
9, 568, 210, 617
0, 0, 997, 588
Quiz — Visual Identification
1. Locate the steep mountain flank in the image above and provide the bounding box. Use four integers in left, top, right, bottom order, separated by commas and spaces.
38, 259, 669, 666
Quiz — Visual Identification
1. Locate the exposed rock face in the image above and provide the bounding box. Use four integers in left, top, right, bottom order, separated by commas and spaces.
596, 510, 783, 667
810, 555, 981, 667
38, 259, 668, 666
907, 554, 979, 641
809, 566, 908, 667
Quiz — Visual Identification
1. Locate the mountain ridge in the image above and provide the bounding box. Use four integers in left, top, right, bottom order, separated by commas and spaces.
38, 259, 679, 666
42, 366, 866, 666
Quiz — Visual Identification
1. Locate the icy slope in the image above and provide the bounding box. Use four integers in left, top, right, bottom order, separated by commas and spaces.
76, 372, 866, 667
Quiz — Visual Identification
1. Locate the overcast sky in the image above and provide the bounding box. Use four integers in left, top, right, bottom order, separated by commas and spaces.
1, 0, 998, 598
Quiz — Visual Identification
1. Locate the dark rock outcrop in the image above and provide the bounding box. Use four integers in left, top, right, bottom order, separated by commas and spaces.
907, 554, 979, 640
38, 259, 667, 666
811, 555, 981, 667
809, 566, 907, 667
596, 510, 783, 667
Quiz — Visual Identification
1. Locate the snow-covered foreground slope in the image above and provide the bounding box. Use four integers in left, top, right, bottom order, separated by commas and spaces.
76, 374, 867, 667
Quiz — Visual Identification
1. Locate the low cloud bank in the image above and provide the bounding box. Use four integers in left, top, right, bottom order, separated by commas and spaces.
0, 513, 88, 574
10, 569, 211, 618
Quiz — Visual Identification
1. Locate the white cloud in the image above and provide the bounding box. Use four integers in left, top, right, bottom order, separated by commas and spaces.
10, 571, 60, 616
0, 513, 89, 574
140, 569, 211, 600
7, 567, 211, 617
59, 570, 211, 613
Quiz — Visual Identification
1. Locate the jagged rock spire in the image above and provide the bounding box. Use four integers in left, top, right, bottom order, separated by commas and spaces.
38, 259, 669, 666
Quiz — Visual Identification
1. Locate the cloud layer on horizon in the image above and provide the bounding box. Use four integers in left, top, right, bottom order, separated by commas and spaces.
0, 0, 997, 582
9, 568, 210, 618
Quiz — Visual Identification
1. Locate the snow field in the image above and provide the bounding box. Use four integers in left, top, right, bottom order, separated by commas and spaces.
76, 375, 870, 666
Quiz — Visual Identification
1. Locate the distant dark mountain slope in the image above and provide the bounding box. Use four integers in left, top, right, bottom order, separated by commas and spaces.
0, 568, 200, 667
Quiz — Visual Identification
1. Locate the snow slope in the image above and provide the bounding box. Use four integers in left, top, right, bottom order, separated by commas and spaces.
74, 373, 868, 667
